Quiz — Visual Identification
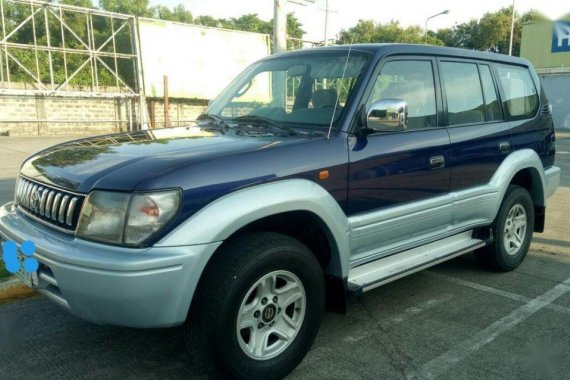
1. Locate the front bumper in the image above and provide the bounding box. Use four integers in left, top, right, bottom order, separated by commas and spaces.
0, 202, 221, 328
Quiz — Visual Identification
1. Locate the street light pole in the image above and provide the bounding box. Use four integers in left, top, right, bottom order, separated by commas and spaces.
425, 10, 449, 44
508, 0, 516, 55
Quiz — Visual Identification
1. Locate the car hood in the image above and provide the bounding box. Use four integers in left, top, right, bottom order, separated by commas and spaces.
20, 124, 324, 193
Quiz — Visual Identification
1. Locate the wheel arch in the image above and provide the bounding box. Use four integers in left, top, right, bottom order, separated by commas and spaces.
490, 149, 547, 232
509, 167, 544, 207
509, 166, 546, 232
157, 179, 351, 279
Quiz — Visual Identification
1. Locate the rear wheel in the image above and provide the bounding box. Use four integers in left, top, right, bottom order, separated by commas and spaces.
476, 185, 534, 271
185, 232, 324, 379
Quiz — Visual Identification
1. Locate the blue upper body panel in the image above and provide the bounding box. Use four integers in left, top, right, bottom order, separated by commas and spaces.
18, 44, 556, 246
20, 126, 350, 242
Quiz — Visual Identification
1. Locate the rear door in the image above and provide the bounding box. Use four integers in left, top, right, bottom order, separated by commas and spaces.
440, 59, 511, 190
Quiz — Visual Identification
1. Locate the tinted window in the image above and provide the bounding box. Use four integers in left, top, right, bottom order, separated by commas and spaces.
479, 65, 502, 121
368, 60, 437, 130
496, 64, 539, 120
440, 62, 484, 125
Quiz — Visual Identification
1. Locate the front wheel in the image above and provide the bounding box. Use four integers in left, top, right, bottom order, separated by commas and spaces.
476, 185, 535, 272
186, 232, 324, 379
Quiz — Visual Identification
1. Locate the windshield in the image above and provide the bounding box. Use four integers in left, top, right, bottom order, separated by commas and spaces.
206, 51, 370, 129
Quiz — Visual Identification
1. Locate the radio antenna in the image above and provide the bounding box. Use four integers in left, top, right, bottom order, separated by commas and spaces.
327, 41, 353, 140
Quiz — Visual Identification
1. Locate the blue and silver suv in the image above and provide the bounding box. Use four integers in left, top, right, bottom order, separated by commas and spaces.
0, 44, 561, 379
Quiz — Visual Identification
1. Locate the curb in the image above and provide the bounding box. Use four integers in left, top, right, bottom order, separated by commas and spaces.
0, 278, 37, 303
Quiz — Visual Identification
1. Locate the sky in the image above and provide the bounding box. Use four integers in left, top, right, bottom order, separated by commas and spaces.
150, 0, 569, 42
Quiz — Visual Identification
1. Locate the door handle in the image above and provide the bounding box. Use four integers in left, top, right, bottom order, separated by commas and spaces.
499, 142, 511, 153
429, 155, 446, 169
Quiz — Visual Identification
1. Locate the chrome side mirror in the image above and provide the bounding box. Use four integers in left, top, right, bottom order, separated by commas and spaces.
366, 99, 408, 133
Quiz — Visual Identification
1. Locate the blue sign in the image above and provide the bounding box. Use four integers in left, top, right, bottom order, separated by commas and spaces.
552, 21, 570, 53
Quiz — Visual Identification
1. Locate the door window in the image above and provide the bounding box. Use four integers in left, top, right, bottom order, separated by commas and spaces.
479, 65, 502, 122
440, 62, 485, 126
367, 60, 437, 130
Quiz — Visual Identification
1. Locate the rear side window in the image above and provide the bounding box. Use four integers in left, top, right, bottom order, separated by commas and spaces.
496, 64, 539, 120
440, 61, 485, 126
479, 65, 502, 122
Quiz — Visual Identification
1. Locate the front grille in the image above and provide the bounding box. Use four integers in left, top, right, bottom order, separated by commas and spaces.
541, 103, 553, 116
15, 177, 85, 232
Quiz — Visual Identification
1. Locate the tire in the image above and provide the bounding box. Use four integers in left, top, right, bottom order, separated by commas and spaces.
475, 185, 534, 272
185, 232, 325, 379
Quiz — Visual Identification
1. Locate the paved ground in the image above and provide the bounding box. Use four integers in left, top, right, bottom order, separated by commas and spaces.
0, 133, 569, 379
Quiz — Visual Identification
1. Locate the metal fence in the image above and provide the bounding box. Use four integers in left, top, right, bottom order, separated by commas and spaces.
0, 0, 145, 131
0, 0, 141, 96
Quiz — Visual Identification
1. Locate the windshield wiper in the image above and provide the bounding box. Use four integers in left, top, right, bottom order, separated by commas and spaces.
197, 113, 225, 124
232, 115, 295, 135
196, 113, 231, 134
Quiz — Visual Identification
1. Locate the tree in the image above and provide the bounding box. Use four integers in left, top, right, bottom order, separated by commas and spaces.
435, 7, 543, 55
149, 4, 193, 23
474, 7, 516, 53
286, 12, 305, 40
98, 0, 150, 17
207, 12, 304, 40
194, 15, 220, 28
171, 4, 193, 24
436, 20, 479, 50
338, 20, 376, 43
338, 8, 543, 56
219, 14, 271, 33
194, 12, 305, 51
149, 5, 173, 21
338, 20, 443, 45
59, 0, 94, 7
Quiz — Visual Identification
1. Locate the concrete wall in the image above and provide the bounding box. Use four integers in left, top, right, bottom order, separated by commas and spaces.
539, 71, 570, 129
0, 94, 132, 136
147, 99, 208, 129
0, 92, 208, 136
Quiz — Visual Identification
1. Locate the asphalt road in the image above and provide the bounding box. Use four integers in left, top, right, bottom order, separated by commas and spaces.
0, 133, 569, 379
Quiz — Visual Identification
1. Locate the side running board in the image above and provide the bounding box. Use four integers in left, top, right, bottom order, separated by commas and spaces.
347, 231, 485, 295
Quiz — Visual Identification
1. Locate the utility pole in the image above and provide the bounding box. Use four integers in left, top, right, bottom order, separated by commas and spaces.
319, 0, 336, 46
274, 1, 315, 52
274, 0, 287, 53
324, 0, 329, 45
508, 0, 516, 55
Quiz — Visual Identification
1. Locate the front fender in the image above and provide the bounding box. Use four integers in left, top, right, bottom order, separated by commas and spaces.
156, 179, 351, 277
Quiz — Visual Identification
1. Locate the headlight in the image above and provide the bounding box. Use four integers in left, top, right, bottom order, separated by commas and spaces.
76, 189, 181, 246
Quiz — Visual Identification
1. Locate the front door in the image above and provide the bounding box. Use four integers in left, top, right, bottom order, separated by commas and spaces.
348, 58, 451, 263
